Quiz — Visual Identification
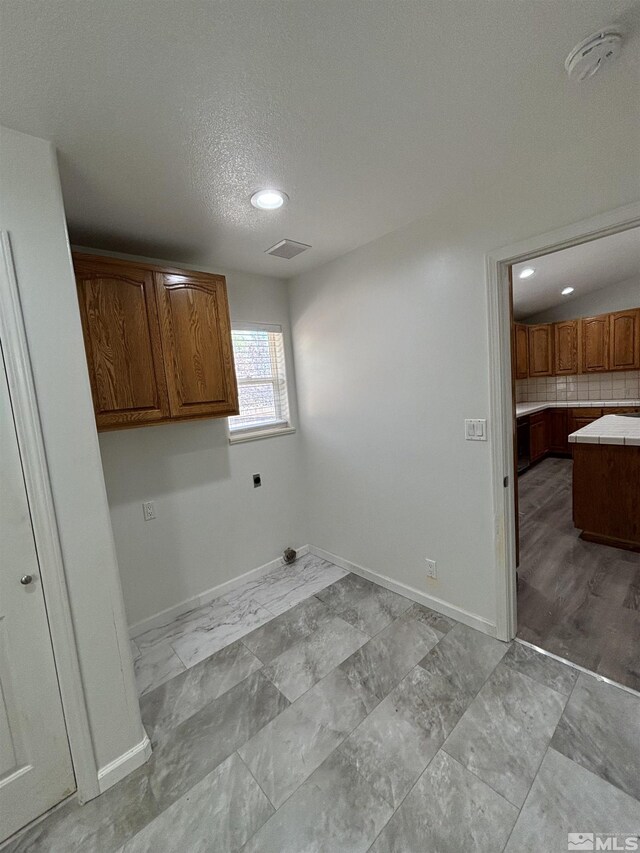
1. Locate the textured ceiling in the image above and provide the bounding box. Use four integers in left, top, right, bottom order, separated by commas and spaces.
513, 226, 640, 319
1, 1, 639, 277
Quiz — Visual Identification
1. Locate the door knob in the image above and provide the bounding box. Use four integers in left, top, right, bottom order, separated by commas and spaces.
20, 574, 33, 585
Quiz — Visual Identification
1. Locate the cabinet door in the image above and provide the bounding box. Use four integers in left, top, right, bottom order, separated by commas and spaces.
514, 324, 529, 379
155, 271, 239, 418
568, 408, 602, 436
609, 309, 640, 371
74, 255, 169, 429
553, 320, 578, 375
528, 324, 554, 377
581, 314, 609, 372
529, 414, 548, 462
547, 408, 568, 453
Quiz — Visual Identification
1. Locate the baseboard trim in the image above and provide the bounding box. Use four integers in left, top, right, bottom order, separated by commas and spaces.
97, 735, 152, 794
308, 545, 497, 638
129, 545, 310, 639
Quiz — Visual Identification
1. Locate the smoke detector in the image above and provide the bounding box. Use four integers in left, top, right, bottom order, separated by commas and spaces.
565, 27, 623, 81
265, 239, 311, 259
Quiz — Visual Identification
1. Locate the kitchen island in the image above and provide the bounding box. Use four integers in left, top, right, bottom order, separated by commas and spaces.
569, 414, 640, 551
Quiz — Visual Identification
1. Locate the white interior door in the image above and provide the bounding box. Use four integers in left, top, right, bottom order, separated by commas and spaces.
0, 349, 75, 843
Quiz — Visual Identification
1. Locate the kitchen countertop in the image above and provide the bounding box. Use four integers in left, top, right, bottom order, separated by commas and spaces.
568, 414, 640, 446
516, 400, 640, 417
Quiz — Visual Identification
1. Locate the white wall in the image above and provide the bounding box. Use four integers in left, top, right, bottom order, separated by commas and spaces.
88, 250, 305, 631
523, 275, 639, 323
0, 127, 145, 777
290, 133, 640, 630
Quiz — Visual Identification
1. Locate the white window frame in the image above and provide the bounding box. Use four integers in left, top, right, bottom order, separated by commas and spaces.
228, 322, 296, 444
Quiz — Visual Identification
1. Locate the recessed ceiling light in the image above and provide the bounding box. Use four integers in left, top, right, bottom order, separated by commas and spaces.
518, 267, 535, 279
561, 287, 575, 296
250, 189, 288, 210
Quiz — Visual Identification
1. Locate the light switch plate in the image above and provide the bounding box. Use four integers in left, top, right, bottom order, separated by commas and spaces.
465, 419, 487, 441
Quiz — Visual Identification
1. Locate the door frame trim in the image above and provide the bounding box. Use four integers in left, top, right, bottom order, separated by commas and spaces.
0, 232, 99, 802
485, 202, 640, 642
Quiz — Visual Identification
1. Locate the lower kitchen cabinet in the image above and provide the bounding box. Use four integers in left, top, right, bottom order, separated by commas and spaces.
547, 408, 568, 453
568, 407, 603, 436
518, 406, 640, 472
529, 412, 548, 462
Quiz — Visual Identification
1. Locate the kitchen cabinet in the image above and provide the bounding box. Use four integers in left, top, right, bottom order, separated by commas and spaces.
568, 407, 603, 436
573, 443, 640, 551
553, 320, 579, 375
529, 411, 548, 462
547, 408, 568, 453
581, 314, 609, 373
514, 306, 639, 378
528, 324, 554, 377
609, 308, 640, 371
514, 323, 529, 380
74, 254, 238, 430
517, 406, 640, 471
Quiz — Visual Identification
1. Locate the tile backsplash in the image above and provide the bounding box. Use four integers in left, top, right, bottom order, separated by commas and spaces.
515, 370, 640, 403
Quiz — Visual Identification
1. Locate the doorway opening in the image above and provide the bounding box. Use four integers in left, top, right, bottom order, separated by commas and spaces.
487, 205, 640, 693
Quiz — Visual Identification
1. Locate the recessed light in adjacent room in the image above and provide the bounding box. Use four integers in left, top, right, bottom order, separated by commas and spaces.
250, 189, 288, 210
519, 267, 535, 279
561, 287, 575, 295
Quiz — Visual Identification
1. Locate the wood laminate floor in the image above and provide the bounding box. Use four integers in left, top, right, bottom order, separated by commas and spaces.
517, 457, 640, 692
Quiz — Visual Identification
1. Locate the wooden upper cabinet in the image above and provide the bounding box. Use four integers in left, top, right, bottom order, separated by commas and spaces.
73, 254, 238, 430
581, 314, 609, 373
155, 270, 239, 419
553, 319, 579, 375
514, 324, 529, 379
74, 255, 169, 429
609, 308, 640, 371
527, 324, 554, 377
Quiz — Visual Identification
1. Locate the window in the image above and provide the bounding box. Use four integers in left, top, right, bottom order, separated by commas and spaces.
228, 323, 294, 442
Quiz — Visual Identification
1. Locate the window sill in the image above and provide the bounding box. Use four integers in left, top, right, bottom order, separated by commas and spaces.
228, 426, 296, 445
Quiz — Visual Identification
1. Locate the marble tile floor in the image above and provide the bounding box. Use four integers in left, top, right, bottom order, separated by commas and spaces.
132, 552, 350, 696
6, 556, 640, 852
516, 457, 640, 691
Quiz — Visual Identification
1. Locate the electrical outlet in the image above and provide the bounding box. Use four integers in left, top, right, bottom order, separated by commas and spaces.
425, 558, 437, 579
142, 501, 156, 521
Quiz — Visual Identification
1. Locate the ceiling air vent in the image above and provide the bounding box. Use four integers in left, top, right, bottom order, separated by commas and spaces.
265, 239, 311, 259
